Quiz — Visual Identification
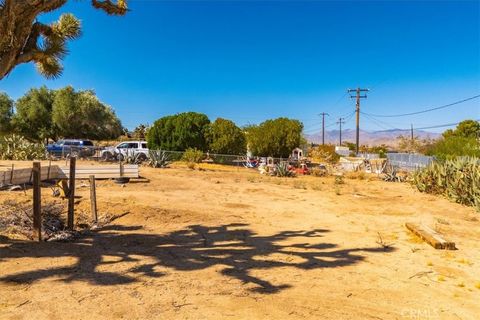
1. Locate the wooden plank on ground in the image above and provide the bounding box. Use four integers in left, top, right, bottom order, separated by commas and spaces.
405, 222, 456, 250
57, 165, 139, 179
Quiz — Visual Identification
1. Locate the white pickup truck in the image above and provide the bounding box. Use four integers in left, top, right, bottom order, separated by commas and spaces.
101, 141, 149, 162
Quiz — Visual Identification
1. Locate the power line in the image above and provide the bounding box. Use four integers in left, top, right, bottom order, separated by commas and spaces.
362, 113, 395, 131
361, 112, 399, 130
361, 118, 480, 132
362, 94, 480, 118
343, 110, 356, 122
303, 110, 355, 133
414, 119, 480, 131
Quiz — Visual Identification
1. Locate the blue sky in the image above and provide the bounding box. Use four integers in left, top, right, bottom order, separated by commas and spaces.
1, 0, 479, 133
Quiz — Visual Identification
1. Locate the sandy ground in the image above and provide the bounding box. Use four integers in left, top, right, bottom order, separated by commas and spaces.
0, 161, 479, 319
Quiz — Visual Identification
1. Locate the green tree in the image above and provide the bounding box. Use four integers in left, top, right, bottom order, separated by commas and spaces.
246, 118, 304, 157
0, 92, 13, 134
132, 124, 148, 140
397, 135, 423, 153
423, 120, 480, 160
147, 112, 210, 151
206, 118, 246, 154
52, 86, 122, 140
12, 86, 55, 142
0, 1, 128, 79
442, 120, 480, 139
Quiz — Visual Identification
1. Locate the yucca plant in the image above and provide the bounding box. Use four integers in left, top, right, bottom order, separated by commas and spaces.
383, 164, 404, 182
412, 157, 480, 211
275, 162, 295, 177
148, 150, 170, 168
0, 134, 47, 160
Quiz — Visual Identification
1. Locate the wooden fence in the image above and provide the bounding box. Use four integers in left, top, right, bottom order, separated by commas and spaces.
0, 163, 139, 186
1, 159, 139, 241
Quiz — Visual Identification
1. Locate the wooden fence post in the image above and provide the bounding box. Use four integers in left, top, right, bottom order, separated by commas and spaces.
32, 162, 42, 241
67, 157, 76, 230
10, 164, 14, 184
119, 161, 124, 177
89, 175, 98, 223
47, 159, 51, 180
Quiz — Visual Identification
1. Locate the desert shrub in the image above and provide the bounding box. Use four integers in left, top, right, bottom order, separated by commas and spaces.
0, 134, 46, 160
366, 145, 388, 158
412, 157, 480, 211
311, 166, 328, 177
424, 136, 480, 161
309, 145, 340, 164
182, 148, 204, 163
345, 171, 366, 180
334, 185, 342, 195
334, 175, 345, 185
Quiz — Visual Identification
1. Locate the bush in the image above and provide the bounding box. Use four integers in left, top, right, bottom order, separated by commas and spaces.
182, 148, 204, 163
334, 175, 345, 185
147, 112, 210, 151
0, 134, 46, 160
425, 136, 480, 161
412, 157, 480, 211
310, 167, 328, 177
345, 171, 366, 180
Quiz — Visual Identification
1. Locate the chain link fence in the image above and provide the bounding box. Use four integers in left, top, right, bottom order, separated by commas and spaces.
47, 146, 303, 168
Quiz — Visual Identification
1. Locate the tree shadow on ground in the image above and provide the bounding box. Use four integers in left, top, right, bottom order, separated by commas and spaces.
0, 223, 394, 293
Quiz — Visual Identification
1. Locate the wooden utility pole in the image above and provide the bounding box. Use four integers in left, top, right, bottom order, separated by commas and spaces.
67, 156, 76, 230
337, 117, 345, 145
319, 112, 329, 145
32, 162, 42, 241
410, 124, 414, 141
348, 88, 369, 155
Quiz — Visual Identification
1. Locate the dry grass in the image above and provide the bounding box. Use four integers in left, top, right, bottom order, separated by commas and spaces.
345, 171, 366, 180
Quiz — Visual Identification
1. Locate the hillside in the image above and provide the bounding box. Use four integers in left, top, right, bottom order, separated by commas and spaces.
305, 129, 441, 147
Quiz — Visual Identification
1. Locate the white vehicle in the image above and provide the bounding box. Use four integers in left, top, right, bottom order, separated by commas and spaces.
101, 141, 149, 162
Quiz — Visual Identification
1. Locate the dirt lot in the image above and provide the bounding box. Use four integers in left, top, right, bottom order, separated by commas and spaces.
1, 161, 479, 319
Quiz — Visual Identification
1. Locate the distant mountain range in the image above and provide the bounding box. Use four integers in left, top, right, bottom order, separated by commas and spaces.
305, 129, 441, 147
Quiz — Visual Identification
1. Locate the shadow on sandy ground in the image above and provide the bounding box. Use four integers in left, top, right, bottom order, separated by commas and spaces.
0, 223, 394, 293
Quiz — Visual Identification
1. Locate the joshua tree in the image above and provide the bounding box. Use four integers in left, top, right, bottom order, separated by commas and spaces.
0, 0, 128, 80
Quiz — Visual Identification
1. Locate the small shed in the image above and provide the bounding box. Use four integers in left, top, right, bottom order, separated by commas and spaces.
291, 148, 303, 160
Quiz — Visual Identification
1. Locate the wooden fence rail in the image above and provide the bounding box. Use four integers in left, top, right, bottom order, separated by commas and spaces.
0, 163, 139, 186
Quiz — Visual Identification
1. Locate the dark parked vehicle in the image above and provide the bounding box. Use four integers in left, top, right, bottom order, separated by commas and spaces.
46, 139, 95, 158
